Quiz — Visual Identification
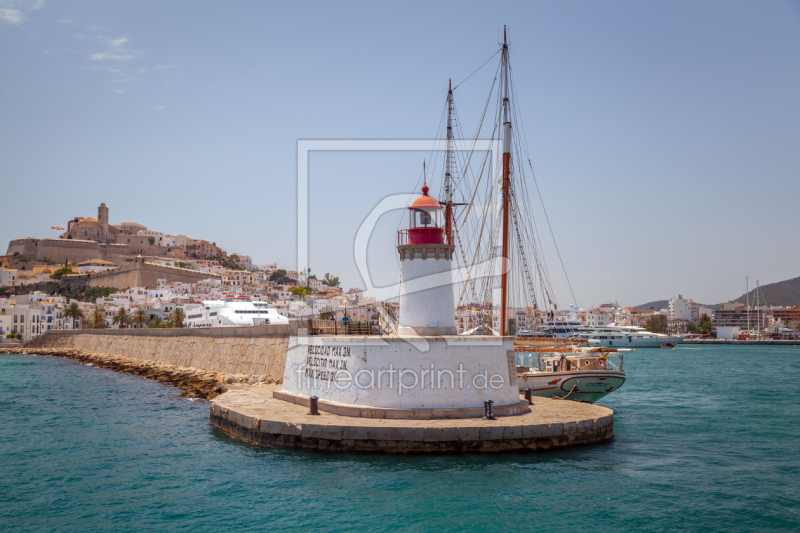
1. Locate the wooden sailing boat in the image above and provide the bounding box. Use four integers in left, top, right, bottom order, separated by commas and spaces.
432, 27, 626, 402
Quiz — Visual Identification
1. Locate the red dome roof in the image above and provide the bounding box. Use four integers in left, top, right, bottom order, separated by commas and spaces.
409, 185, 442, 210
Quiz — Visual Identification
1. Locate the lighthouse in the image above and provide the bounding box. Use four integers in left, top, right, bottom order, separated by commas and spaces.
397, 185, 457, 336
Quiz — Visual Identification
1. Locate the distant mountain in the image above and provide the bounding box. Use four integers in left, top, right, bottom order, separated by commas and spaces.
729, 276, 800, 308
634, 276, 800, 311
634, 300, 670, 310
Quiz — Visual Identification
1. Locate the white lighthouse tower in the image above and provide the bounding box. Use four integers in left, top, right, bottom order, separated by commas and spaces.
397, 184, 457, 336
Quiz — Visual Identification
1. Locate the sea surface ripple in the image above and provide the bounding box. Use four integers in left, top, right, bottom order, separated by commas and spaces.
1, 345, 799, 532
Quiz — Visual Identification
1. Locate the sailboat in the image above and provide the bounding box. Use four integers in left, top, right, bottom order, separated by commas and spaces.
426, 27, 626, 402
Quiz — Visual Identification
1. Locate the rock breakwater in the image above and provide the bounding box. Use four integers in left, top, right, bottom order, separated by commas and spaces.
0, 347, 275, 400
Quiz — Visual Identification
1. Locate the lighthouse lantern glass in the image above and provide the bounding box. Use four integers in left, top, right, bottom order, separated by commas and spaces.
410, 208, 440, 229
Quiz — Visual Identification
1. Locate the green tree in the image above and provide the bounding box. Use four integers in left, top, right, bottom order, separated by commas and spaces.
148, 236, 156, 245
319, 306, 334, 320
178, 262, 186, 268
289, 286, 308, 299
6, 332, 16, 339
90, 310, 107, 329
322, 273, 340, 288
168, 308, 186, 328
50, 267, 75, 280
64, 302, 85, 330
112, 307, 133, 328
269, 269, 289, 284
148, 317, 164, 328
697, 313, 713, 334
646, 315, 668, 333
132, 307, 148, 328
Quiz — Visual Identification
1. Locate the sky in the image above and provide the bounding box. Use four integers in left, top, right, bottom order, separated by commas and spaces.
1, 0, 799, 308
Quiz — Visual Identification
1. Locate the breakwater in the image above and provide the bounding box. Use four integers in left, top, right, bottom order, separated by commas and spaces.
1, 346, 227, 399
22, 325, 293, 383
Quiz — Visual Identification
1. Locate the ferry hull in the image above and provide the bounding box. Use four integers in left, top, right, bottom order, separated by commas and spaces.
518, 370, 625, 403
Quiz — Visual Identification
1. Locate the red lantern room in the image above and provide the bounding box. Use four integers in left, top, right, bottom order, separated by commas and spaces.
398, 185, 445, 245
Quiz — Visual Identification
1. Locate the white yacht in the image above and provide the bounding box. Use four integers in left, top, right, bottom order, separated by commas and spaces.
517, 305, 586, 338
574, 325, 683, 348
184, 296, 289, 328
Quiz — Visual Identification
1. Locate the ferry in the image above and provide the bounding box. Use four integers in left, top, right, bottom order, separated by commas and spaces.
184, 295, 288, 328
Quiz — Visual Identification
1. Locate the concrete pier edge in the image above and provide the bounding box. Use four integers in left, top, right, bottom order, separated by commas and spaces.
210, 386, 615, 453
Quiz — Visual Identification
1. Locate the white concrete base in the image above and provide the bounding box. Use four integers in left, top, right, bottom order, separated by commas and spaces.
281, 335, 519, 411
398, 326, 458, 336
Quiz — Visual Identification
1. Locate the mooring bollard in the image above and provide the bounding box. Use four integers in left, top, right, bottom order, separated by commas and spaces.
483, 400, 496, 420
309, 396, 320, 415
524, 388, 532, 405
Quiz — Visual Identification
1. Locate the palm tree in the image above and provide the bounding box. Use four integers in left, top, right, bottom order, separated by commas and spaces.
148, 317, 164, 328
112, 307, 132, 329
168, 307, 186, 328
132, 307, 148, 328
90, 310, 107, 329
64, 302, 84, 330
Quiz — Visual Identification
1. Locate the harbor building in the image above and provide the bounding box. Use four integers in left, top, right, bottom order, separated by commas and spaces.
668, 295, 699, 324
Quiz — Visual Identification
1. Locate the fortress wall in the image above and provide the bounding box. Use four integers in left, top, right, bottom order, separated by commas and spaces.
84, 261, 221, 289
35, 239, 106, 264
6, 238, 38, 258
24, 325, 294, 382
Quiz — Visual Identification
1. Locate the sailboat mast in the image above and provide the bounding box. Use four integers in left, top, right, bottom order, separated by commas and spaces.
444, 79, 454, 245
500, 26, 512, 337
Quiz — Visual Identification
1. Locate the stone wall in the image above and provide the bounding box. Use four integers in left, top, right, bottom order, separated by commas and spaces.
6, 238, 38, 259
82, 260, 221, 289
24, 325, 294, 382
35, 239, 132, 265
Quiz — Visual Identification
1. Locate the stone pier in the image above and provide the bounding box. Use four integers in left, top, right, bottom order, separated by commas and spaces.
210, 385, 614, 453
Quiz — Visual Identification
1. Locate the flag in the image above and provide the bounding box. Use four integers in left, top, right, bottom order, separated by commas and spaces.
51, 226, 65, 230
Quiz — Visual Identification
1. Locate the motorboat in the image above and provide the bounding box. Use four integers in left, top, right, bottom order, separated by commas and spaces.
515, 338, 627, 403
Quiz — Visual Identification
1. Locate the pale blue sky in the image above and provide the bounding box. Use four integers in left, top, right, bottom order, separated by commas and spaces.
1, 1, 799, 307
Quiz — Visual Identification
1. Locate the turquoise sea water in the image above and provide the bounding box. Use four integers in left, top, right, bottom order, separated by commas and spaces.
1, 346, 799, 532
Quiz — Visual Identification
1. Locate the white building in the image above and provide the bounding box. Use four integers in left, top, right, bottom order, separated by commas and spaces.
76, 259, 119, 274
669, 295, 699, 324
137, 230, 166, 244
0, 268, 19, 287
233, 254, 253, 269
585, 308, 614, 327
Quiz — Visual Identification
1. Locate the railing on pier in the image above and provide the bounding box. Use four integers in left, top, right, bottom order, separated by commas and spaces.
307, 319, 381, 336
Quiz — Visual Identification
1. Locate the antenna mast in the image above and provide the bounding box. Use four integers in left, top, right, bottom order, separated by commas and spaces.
500, 26, 512, 337
444, 79, 454, 245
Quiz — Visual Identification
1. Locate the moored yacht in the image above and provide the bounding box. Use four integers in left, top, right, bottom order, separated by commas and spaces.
574, 325, 683, 348
184, 295, 289, 328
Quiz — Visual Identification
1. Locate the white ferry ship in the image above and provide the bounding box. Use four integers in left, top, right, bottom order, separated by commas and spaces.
184, 296, 288, 328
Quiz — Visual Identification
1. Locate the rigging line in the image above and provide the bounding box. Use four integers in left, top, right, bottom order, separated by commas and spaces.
452, 48, 502, 91
457, 167, 493, 307
450, 72, 497, 198
508, 63, 578, 308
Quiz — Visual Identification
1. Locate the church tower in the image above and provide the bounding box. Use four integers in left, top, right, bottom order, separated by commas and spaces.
98, 203, 109, 243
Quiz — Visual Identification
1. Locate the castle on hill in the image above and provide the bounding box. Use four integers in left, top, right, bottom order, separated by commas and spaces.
5, 202, 229, 266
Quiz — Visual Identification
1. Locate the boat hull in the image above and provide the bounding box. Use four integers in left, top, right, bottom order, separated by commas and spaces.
518, 370, 625, 403
579, 336, 684, 348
